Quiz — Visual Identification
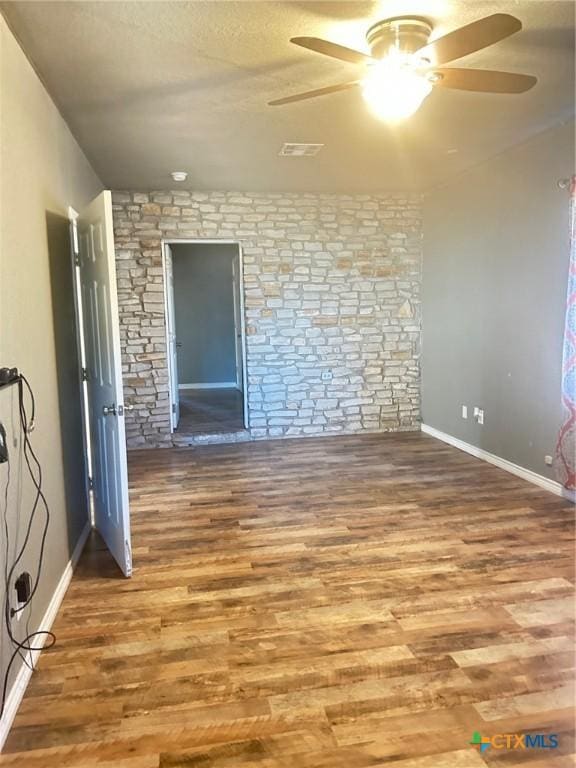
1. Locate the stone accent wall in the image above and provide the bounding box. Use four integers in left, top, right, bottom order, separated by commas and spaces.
112, 190, 422, 448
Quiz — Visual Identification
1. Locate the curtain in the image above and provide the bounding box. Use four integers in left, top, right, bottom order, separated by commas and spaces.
556, 175, 576, 490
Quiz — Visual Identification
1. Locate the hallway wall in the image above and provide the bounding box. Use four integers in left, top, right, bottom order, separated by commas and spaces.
172, 244, 237, 386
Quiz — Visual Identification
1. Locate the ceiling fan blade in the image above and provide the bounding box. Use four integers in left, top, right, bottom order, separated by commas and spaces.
433, 68, 537, 93
269, 80, 360, 106
417, 14, 522, 66
291, 37, 373, 66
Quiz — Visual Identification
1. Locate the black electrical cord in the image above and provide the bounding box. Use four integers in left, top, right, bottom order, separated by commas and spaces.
8, 376, 50, 615
19, 375, 35, 432
0, 436, 30, 673
0, 375, 55, 718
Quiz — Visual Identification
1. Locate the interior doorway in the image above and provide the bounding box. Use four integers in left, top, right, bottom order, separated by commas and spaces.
163, 240, 248, 436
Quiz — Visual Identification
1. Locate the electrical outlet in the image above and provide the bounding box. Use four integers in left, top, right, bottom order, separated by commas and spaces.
544, 455, 553, 466
477, 409, 484, 425
321, 370, 333, 382
461, 405, 468, 419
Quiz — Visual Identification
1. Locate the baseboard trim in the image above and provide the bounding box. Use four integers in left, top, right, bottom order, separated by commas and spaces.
179, 382, 238, 390
0, 519, 91, 749
420, 424, 572, 500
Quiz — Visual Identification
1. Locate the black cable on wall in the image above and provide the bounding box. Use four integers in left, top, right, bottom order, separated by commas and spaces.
0, 372, 54, 718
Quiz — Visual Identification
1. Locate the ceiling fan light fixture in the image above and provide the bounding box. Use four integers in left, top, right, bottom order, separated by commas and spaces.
272, 14, 535, 112
362, 59, 432, 121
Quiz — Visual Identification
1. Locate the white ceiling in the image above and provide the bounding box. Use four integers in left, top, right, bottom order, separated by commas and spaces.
3, 1, 574, 193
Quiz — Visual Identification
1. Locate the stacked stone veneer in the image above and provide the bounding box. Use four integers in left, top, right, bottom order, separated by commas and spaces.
112, 190, 422, 449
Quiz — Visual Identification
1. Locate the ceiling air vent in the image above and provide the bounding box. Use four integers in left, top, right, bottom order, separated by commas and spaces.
279, 143, 324, 157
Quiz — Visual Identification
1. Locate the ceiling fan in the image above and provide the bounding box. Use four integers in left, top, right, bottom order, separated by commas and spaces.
268, 13, 537, 121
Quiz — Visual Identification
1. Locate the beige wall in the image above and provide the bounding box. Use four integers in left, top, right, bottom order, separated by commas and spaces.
0, 16, 102, 715
422, 120, 574, 480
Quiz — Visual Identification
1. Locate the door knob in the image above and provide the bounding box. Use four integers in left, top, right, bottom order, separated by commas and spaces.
102, 404, 117, 416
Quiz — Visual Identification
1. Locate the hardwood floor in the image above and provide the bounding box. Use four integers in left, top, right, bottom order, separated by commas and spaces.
2, 432, 574, 767
176, 388, 244, 436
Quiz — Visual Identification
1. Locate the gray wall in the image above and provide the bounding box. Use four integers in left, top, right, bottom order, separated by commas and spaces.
422, 120, 575, 480
173, 244, 237, 386
0, 17, 102, 715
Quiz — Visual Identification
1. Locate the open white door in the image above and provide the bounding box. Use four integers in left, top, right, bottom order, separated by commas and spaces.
163, 245, 180, 430
78, 191, 132, 577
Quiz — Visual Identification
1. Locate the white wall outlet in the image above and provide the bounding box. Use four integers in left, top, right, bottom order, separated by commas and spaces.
544, 455, 553, 466
461, 405, 468, 419
321, 370, 333, 382
477, 409, 484, 425
473, 407, 480, 418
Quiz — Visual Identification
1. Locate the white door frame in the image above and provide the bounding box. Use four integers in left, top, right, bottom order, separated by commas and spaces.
162, 244, 180, 431
68, 206, 94, 527
232, 256, 243, 391
161, 239, 249, 431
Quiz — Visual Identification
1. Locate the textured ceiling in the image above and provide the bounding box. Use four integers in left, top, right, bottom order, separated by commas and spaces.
2, 1, 574, 193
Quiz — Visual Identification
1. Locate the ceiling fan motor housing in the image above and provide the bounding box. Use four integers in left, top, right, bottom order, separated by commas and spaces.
366, 16, 433, 59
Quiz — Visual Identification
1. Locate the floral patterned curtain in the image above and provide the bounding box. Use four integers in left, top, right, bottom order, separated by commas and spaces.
556, 176, 576, 490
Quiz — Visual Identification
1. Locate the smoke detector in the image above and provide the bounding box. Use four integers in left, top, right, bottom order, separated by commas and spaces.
279, 143, 324, 157
170, 171, 188, 182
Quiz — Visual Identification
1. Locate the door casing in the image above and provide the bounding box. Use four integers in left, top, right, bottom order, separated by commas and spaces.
68, 206, 94, 526
163, 244, 180, 431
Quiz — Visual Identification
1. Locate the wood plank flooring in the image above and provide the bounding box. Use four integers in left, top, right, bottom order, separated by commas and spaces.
2, 432, 574, 767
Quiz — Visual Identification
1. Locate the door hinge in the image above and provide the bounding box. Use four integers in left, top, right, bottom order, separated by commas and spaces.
74, 254, 81, 267
172, 403, 176, 413
88, 476, 95, 490
81, 367, 89, 382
